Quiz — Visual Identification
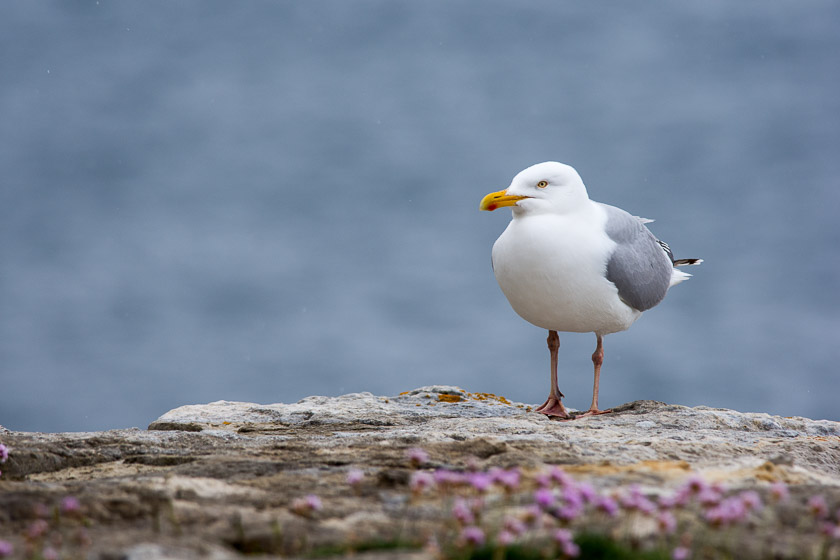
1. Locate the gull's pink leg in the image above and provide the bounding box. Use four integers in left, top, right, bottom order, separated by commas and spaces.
577, 334, 612, 418
535, 330, 570, 418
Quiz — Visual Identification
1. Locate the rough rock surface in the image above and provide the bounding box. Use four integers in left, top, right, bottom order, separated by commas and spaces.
1, 386, 839, 559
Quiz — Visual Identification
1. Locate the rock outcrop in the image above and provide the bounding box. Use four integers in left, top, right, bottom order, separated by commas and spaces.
1, 386, 839, 559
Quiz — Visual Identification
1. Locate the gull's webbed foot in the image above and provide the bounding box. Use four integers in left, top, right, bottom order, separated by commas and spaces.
535, 395, 571, 419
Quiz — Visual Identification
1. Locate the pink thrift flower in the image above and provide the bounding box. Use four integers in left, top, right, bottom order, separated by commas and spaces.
620, 485, 643, 507
769, 481, 789, 502
0, 541, 13, 558
497, 530, 515, 546
0, 443, 8, 463
819, 522, 840, 540
42, 547, 59, 560
697, 486, 723, 507
553, 528, 574, 545
672, 546, 691, 560
291, 494, 322, 517
577, 482, 597, 503
621, 485, 656, 515
724, 497, 748, 522
493, 468, 521, 491
704, 507, 725, 528
658, 511, 677, 534
555, 503, 583, 522
594, 495, 619, 517
562, 541, 581, 558
27, 519, 49, 539
638, 497, 658, 515
305, 494, 322, 510
452, 499, 475, 525
680, 474, 708, 499
503, 516, 527, 536
459, 526, 485, 547
550, 466, 574, 487
808, 495, 829, 519
61, 496, 81, 514
468, 497, 485, 515
553, 529, 580, 558
434, 469, 465, 486
410, 471, 435, 494
534, 488, 555, 509
406, 447, 429, 467
705, 497, 747, 528
561, 485, 584, 509
659, 491, 687, 510
739, 490, 762, 512
536, 471, 552, 487
468, 472, 492, 492
346, 469, 364, 486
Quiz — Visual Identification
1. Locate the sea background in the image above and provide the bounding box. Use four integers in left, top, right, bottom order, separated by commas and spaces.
2, 1, 838, 432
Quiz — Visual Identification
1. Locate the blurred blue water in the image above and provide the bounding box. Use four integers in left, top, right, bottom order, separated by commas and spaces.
1, 1, 838, 432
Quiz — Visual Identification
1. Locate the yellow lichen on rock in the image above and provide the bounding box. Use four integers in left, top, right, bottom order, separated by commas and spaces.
466, 392, 513, 406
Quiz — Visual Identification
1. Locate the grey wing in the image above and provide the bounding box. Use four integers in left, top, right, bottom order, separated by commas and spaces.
600, 204, 674, 312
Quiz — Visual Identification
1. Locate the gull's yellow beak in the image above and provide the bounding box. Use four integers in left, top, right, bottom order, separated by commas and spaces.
479, 190, 530, 211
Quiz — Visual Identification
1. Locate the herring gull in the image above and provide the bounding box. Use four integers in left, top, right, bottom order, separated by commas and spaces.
480, 162, 701, 419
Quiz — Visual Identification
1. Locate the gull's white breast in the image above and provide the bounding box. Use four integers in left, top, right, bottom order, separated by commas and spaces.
491, 203, 641, 335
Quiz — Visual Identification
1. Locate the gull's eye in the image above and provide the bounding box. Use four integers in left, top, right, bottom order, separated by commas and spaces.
536, 180, 549, 188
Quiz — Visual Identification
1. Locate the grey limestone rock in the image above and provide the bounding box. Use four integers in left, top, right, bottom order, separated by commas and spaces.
1, 386, 838, 559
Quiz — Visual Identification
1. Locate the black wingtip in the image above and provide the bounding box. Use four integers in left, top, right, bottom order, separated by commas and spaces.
673, 258, 703, 267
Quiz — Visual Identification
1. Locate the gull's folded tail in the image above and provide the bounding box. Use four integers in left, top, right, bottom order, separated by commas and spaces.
669, 258, 702, 287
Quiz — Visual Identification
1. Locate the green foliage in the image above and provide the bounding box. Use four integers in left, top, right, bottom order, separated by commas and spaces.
464, 534, 670, 560
465, 543, 545, 560
307, 539, 423, 558
573, 533, 670, 560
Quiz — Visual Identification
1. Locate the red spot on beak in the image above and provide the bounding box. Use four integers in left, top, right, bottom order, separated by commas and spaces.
488, 204, 497, 211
